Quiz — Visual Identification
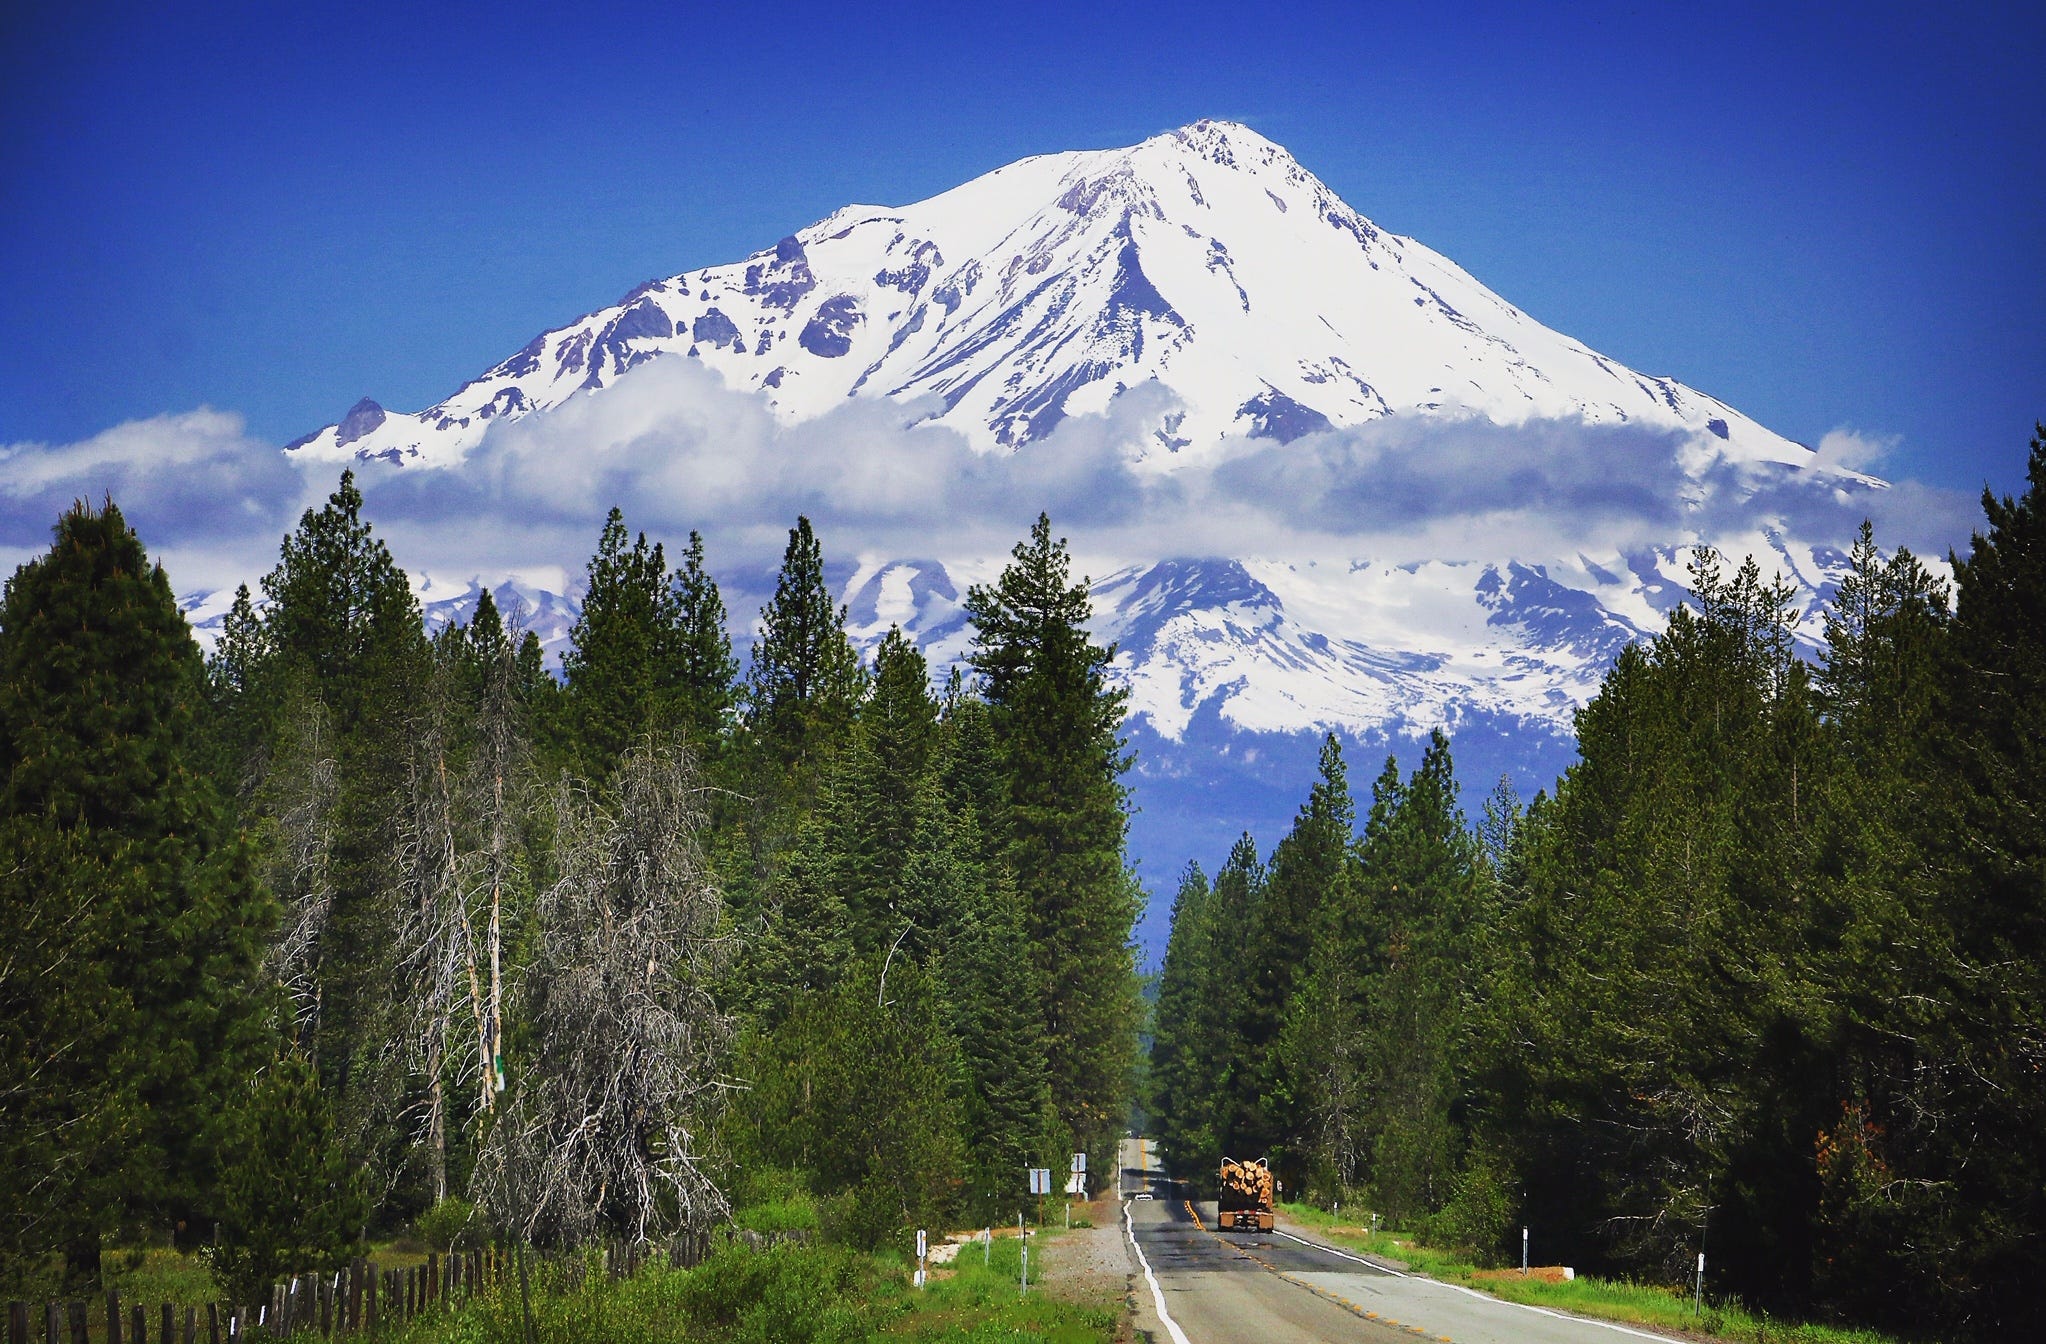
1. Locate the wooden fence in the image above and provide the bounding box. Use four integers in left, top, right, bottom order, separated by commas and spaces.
4, 1234, 718, 1344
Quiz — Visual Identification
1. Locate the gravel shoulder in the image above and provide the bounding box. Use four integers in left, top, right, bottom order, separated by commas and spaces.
1035, 1195, 1134, 1306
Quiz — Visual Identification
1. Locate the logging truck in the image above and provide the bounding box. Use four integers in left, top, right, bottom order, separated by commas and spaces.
1217, 1156, 1275, 1233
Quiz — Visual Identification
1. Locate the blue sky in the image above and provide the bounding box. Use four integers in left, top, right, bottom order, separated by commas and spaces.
3, 0, 2042, 497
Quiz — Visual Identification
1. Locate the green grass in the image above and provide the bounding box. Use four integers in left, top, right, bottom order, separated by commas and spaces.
104, 1246, 223, 1306
354, 1229, 1112, 1344
8, 1221, 1116, 1344
1279, 1202, 1906, 1344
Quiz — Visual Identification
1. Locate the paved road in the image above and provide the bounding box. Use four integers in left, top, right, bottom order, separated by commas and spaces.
1118, 1139, 1684, 1344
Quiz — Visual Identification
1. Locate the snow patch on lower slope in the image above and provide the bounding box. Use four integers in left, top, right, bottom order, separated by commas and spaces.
1090, 555, 1651, 745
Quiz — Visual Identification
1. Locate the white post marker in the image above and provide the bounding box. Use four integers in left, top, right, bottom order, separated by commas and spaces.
1020, 1239, 1028, 1295
1694, 1251, 1706, 1318
915, 1229, 927, 1289
1522, 1225, 1530, 1276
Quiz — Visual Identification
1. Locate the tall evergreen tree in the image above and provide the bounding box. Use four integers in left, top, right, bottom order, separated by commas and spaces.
0, 499, 274, 1279
965, 513, 1141, 1173
1906, 426, 2046, 1332
743, 517, 863, 825
1239, 733, 1353, 1173
1149, 863, 1214, 1178
669, 530, 738, 753
1358, 731, 1480, 1222
560, 508, 676, 781
252, 473, 429, 1187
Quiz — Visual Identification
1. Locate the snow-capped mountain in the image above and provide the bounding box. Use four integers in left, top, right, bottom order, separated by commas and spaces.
276, 119, 1883, 923
288, 119, 1803, 471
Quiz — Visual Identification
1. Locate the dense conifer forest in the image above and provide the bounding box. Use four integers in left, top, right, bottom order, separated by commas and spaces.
0, 483, 1139, 1298
1151, 430, 2046, 1339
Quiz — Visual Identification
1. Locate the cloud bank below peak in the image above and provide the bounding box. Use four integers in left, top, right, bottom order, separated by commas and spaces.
349, 356, 1974, 585
0, 355, 1979, 620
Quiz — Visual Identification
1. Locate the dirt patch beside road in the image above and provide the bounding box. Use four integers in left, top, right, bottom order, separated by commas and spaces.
1036, 1196, 1134, 1307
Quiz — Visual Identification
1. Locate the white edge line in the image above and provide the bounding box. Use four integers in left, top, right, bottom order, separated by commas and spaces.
1271, 1228, 1690, 1344
1124, 1198, 1193, 1344
1272, 1228, 1409, 1277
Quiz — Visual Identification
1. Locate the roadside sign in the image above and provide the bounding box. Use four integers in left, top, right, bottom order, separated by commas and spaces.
1064, 1172, 1087, 1196
1028, 1167, 1052, 1194
1071, 1152, 1086, 1173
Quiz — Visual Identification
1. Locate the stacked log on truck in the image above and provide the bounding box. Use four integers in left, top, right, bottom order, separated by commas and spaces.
1217, 1156, 1274, 1232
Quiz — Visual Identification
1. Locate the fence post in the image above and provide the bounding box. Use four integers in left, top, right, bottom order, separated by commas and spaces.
205, 1303, 219, 1344
105, 1293, 121, 1344
128, 1305, 143, 1344
42, 1304, 57, 1344
161, 1302, 172, 1344
7, 1302, 24, 1344
182, 1307, 196, 1344
348, 1261, 363, 1333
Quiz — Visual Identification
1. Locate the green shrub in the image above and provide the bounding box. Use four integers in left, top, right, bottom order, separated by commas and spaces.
1426, 1146, 1514, 1261
733, 1191, 820, 1235
675, 1245, 873, 1344
207, 1055, 369, 1304
414, 1197, 482, 1253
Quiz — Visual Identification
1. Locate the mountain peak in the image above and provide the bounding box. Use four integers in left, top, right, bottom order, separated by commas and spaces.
287, 124, 1804, 470
1161, 117, 1293, 161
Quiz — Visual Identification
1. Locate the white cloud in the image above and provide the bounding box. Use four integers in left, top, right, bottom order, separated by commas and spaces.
1812, 426, 1896, 472
1, 360, 1981, 614
0, 409, 324, 595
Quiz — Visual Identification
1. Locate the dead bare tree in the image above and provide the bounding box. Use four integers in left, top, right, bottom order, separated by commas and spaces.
480, 737, 737, 1246
260, 694, 339, 1048
393, 613, 534, 1201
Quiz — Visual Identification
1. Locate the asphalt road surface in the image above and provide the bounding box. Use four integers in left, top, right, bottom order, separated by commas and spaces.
1118, 1138, 1684, 1344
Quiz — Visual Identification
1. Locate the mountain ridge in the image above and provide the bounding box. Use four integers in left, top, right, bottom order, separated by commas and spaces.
285, 119, 1811, 474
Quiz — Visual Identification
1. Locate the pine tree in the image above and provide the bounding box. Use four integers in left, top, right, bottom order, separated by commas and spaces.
1149, 863, 1214, 1179
900, 787, 1056, 1219
964, 513, 1140, 1173
1239, 733, 1353, 1174
0, 499, 275, 1278
863, 627, 941, 850
253, 473, 429, 1191
1905, 425, 2046, 1332
732, 960, 966, 1247
744, 516, 863, 810
669, 530, 738, 753
938, 675, 1008, 875
1360, 731, 1479, 1223
560, 508, 676, 781
210, 1053, 369, 1304
1203, 832, 1264, 1168
1483, 549, 1834, 1294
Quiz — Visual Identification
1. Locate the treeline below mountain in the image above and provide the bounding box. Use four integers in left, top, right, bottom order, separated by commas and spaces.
1151, 430, 2046, 1339
0, 475, 1140, 1301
